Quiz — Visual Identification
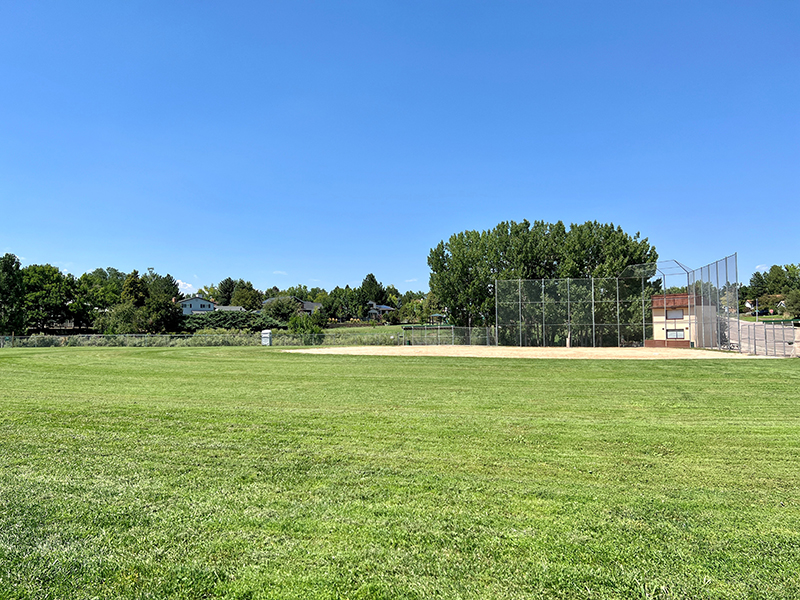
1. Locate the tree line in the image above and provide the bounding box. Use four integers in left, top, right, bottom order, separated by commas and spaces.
739, 264, 800, 317
6, 219, 792, 336
0, 254, 427, 336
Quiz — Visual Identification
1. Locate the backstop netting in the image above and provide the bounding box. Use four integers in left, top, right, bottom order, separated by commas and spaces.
496, 254, 739, 350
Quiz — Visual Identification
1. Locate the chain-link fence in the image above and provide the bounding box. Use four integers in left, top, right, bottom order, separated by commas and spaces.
496, 254, 745, 352
685, 254, 740, 351
400, 326, 496, 346
0, 328, 501, 349
734, 321, 798, 357
495, 276, 653, 348
0, 331, 404, 348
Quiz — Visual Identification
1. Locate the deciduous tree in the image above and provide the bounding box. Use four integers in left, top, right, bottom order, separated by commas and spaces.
0, 253, 26, 335
230, 280, 263, 310
22, 264, 77, 332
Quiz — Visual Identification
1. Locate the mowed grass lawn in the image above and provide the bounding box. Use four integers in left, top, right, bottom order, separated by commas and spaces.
0, 348, 798, 599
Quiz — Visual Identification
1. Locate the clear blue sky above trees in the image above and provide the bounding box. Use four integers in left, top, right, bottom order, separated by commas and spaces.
1, 1, 797, 294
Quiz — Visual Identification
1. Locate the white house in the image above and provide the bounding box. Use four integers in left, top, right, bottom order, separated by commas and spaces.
179, 296, 216, 315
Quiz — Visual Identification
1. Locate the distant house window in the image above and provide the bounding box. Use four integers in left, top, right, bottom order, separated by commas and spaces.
666, 329, 685, 339
666, 309, 684, 319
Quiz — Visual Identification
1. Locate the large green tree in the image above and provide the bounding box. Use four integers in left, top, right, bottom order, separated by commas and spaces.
428, 220, 657, 326
141, 269, 182, 333
784, 290, 800, 319
0, 253, 26, 335
97, 268, 182, 334
216, 278, 236, 306
73, 267, 128, 329
22, 264, 77, 332
262, 296, 301, 322
230, 280, 263, 310
360, 274, 386, 306
121, 270, 148, 307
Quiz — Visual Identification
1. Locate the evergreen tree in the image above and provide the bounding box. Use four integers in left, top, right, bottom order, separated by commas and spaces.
121, 270, 148, 307
217, 277, 236, 305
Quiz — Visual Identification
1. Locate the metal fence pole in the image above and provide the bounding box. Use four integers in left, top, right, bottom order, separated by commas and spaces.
715, 260, 721, 349
495, 279, 499, 346
735, 254, 742, 353
592, 277, 597, 348
541, 279, 546, 348
518, 279, 523, 347
782, 323, 786, 356
641, 277, 646, 347
616, 278, 621, 348
772, 323, 776, 356
567, 278, 571, 348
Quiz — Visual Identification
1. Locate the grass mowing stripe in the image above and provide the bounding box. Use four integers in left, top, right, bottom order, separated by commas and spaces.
0, 347, 798, 599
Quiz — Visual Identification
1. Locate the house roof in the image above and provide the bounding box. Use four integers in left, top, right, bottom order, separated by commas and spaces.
650, 293, 703, 309
179, 296, 216, 305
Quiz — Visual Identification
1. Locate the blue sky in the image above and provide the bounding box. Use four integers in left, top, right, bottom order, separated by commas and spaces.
1, 2, 797, 295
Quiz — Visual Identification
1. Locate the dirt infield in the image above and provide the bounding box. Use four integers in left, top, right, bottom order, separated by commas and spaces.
285, 345, 772, 359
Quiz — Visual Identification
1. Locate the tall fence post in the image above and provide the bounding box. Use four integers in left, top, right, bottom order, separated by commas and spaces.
781, 323, 786, 356
591, 277, 596, 348
542, 279, 546, 348
641, 277, 646, 347
567, 278, 571, 348
772, 323, 776, 356
495, 279, 499, 346
518, 279, 523, 347
616, 278, 621, 347
720, 261, 722, 349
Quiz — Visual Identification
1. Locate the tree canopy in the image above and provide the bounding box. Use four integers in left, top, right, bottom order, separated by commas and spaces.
0, 253, 26, 335
22, 264, 77, 332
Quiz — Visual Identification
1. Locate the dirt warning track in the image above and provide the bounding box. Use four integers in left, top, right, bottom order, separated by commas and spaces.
285, 346, 771, 359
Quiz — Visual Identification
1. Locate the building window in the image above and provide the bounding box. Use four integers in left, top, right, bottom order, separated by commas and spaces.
666, 309, 684, 319
666, 329, 685, 339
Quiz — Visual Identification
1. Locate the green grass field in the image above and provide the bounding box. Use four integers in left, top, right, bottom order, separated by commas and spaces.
0, 347, 798, 599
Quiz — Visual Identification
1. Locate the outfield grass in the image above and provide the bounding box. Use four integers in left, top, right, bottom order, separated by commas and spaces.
0, 347, 798, 599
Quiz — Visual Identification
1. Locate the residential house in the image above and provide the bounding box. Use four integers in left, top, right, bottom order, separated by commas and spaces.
179, 297, 216, 316
367, 301, 395, 320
